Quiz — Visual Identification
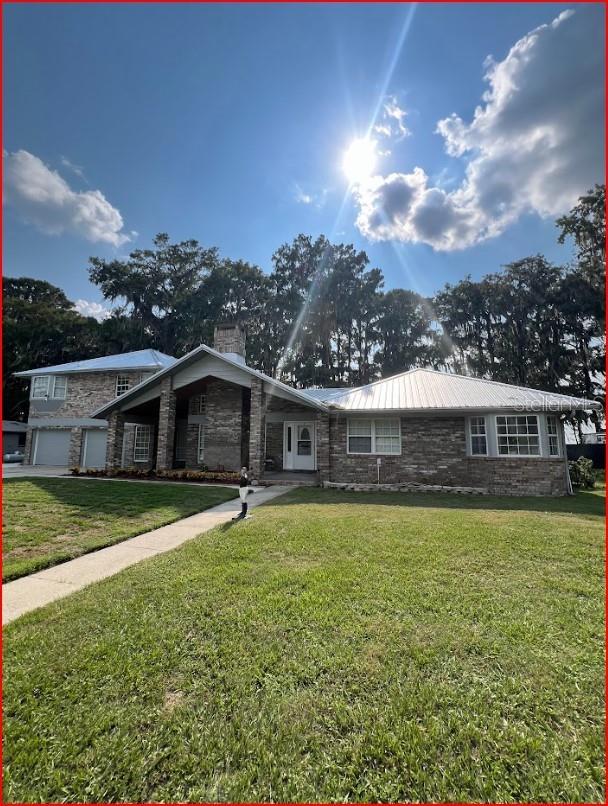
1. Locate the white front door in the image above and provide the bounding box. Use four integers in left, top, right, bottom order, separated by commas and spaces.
283, 421, 316, 471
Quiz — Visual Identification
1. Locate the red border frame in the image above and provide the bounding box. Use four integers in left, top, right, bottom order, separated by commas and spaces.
0, 2, 605, 805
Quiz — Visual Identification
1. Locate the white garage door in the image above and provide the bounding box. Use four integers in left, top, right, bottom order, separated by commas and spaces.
82, 429, 107, 469
33, 429, 71, 466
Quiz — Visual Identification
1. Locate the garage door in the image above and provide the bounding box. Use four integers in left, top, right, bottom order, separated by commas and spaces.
82, 429, 107, 469
33, 429, 70, 466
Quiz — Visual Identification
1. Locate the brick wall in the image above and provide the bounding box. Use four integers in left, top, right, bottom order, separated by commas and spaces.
29, 370, 145, 419
327, 414, 569, 496
266, 422, 284, 470
198, 378, 244, 471
465, 456, 568, 496
248, 378, 265, 479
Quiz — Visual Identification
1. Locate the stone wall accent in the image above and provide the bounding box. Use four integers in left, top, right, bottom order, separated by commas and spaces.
248, 378, 265, 480
29, 370, 145, 419
323, 481, 487, 494
327, 414, 569, 496
23, 427, 34, 464
68, 428, 83, 467
106, 412, 126, 469
156, 378, 176, 471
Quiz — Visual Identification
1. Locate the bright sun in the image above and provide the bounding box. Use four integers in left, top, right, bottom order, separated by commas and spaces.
342, 137, 378, 185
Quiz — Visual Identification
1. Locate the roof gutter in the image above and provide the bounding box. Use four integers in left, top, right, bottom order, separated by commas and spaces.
327, 403, 603, 414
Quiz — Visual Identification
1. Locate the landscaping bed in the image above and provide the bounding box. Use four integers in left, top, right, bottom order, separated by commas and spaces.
71, 467, 241, 484
2, 477, 238, 581
3, 486, 604, 802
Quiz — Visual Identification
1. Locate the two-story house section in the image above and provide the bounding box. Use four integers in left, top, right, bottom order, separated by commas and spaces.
15, 349, 175, 468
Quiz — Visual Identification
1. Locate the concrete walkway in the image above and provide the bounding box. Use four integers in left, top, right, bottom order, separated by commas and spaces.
3, 485, 292, 625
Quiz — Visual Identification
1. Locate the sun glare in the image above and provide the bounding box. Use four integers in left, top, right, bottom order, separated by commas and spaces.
342, 137, 378, 185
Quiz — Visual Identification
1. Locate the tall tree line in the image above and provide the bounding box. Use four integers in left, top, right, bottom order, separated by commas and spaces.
4, 186, 604, 433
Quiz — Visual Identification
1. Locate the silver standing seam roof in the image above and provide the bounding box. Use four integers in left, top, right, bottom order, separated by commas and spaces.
319, 368, 602, 413
14, 349, 176, 377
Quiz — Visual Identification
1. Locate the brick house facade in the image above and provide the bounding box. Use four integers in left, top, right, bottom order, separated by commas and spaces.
16, 324, 600, 496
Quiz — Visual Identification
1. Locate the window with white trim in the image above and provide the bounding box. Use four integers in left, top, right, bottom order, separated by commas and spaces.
347, 418, 401, 454
52, 375, 67, 399
32, 376, 50, 399
196, 394, 206, 415
496, 415, 540, 456
469, 416, 487, 455
31, 375, 67, 399
133, 424, 152, 462
116, 375, 131, 396
197, 423, 205, 463
546, 416, 560, 456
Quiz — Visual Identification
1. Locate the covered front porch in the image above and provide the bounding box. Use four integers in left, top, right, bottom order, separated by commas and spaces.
103, 363, 329, 484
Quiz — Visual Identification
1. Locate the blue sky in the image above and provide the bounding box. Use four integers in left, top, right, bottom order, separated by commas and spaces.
3, 2, 604, 318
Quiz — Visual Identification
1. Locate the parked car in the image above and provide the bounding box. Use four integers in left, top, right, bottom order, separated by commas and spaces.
3, 450, 24, 463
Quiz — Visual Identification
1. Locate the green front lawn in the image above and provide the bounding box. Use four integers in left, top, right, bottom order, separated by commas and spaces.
3, 487, 604, 802
2, 477, 237, 581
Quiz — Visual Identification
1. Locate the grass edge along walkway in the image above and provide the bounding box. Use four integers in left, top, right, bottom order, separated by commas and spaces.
2, 477, 239, 582
2, 485, 291, 624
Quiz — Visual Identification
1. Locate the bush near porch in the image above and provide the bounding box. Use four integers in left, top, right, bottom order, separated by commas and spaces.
3, 486, 604, 802
70, 466, 241, 484
2, 477, 237, 581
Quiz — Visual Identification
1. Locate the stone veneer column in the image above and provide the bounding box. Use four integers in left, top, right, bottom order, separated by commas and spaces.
248, 378, 265, 481
22, 427, 34, 465
156, 377, 177, 470
317, 412, 330, 484
106, 412, 126, 469
68, 427, 83, 468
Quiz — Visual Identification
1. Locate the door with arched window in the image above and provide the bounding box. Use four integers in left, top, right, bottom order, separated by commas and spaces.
283, 421, 316, 470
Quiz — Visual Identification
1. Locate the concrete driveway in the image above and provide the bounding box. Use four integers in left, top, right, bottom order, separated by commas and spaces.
2, 464, 70, 479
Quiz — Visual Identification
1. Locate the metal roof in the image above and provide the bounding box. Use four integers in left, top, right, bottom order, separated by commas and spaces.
14, 349, 176, 377
326, 368, 602, 413
91, 343, 328, 418
300, 387, 352, 402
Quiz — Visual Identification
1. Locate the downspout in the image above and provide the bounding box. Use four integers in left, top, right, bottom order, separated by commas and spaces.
563, 413, 574, 495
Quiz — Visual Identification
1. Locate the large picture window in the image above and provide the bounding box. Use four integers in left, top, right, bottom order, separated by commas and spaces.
134, 424, 152, 462
347, 418, 401, 455
546, 416, 560, 456
469, 416, 487, 455
496, 415, 540, 456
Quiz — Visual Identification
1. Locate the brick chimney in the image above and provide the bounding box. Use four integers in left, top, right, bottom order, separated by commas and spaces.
213, 322, 246, 365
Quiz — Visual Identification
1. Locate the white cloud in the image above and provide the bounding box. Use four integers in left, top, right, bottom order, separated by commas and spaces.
294, 183, 314, 205
293, 183, 328, 208
73, 299, 111, 321
355, 8, 604, 250
373, 96, 410, 140
60, 156, 86, 181
3, 150, 131, 247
